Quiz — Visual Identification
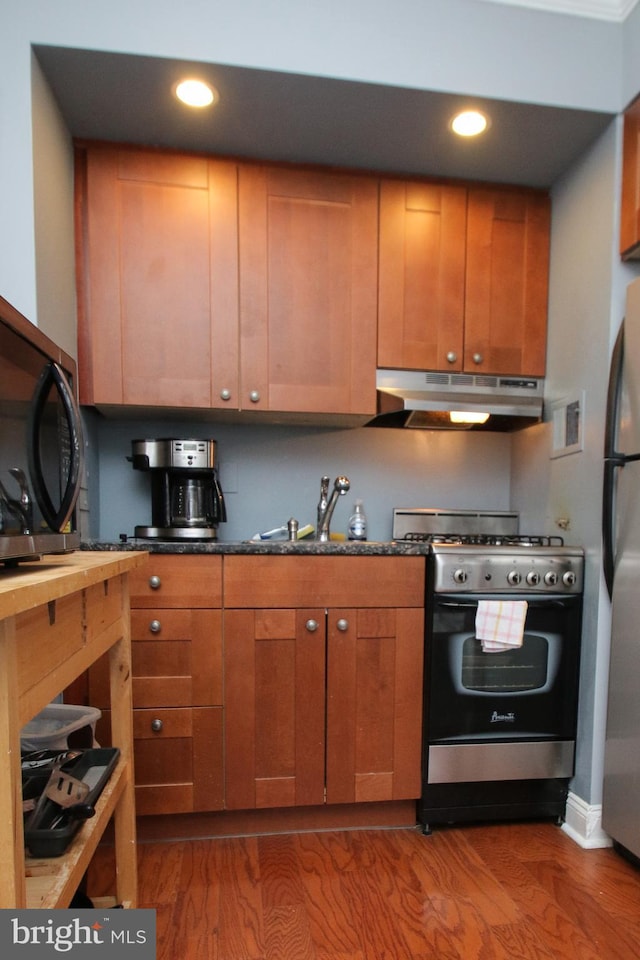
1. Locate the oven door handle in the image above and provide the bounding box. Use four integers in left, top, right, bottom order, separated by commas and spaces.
435, 597, 578, 609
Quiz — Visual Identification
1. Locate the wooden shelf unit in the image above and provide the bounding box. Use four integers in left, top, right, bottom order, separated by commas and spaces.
0, 550, 147, 909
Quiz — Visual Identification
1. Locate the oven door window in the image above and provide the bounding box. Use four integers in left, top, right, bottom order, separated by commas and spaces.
451, 632, 562, 695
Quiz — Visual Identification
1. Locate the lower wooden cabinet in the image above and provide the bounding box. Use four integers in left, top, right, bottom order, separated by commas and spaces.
92, 553, 425, 816
91, 555, 224, 816
223, 556, 425, 810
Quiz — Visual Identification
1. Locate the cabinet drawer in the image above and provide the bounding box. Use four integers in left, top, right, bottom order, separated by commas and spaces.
133, 707, 223, 815
90, 609, 222, 709
130, 555, 222, 608
224, 555, 425, 608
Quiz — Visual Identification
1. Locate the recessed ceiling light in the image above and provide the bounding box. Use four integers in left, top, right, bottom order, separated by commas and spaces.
174, 79, 217, 108
450, 109, 489, 137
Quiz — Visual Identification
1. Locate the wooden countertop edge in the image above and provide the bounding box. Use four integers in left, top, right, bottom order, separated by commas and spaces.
0, 551, 149, 620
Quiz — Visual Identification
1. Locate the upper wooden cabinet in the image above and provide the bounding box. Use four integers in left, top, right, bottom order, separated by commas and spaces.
75, 144, 378, 417
620, 97, 640, 260
378, 179, 467, 371
75, 144, 238, 408
237, 164, 378, 416
465, 187, 549, 376
378, 180, 550, 377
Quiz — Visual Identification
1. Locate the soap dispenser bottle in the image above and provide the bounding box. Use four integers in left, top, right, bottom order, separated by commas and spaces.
347, 499, 367, 541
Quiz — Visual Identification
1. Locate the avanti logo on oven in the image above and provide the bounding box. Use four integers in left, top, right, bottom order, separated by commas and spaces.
0, 909, 155, 956
490, 710, 516, 723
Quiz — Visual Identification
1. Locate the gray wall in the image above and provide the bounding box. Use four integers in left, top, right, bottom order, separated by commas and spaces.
513, 118, 640, 804
86, 414, 511, 544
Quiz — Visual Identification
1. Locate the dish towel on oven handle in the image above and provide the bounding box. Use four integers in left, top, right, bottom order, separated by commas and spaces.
475, 600, 528, 652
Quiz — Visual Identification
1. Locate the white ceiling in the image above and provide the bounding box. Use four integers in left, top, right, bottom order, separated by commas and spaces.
35, 0, 630, 191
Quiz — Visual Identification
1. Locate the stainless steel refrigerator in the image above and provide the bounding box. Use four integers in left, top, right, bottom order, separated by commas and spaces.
602, 276, 640, 859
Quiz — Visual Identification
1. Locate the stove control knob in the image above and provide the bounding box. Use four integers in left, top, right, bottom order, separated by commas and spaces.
526, 571, 540, 586
562, 570, 577, 587
453, 568, 468, 584
544, 571, 558, 586
507, 570, 522, 586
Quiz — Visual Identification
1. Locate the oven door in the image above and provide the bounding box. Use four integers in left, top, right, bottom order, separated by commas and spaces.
427, 593, 582, 743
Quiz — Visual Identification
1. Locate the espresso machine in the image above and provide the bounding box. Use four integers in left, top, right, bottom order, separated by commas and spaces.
130, 438, 226, 540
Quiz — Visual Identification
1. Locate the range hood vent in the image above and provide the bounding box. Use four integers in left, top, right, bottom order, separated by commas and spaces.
368, 369, 544, 431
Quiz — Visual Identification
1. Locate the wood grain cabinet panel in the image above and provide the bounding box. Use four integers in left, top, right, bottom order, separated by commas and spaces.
223, 556, 425, 811
76, 144, 378, 419
90, 556, 223, 816
378, 178, 550, 377
75, 143, 238, 409
224, 608, 326, 810
620, 97, 640, 260
378, 179, 466, 371
129, 554, 222, 608
237, 164, 378, 416
465, 187, 549, 376
326, 606, 424, 804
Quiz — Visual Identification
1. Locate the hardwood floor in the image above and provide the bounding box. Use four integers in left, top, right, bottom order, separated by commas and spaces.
91, 821, 640, 959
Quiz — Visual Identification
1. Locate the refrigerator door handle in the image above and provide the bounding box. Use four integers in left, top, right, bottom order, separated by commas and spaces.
603, 323, 625, 599
603, 458, 618, 599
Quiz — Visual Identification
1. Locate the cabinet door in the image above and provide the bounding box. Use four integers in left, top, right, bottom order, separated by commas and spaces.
465, 187, 549, 376
76, 145, 238, 407
238, 164, 378, 415
224, 608, 326, 809
378, 179, 466, 371
326, 607, 424, 803
620, 100, 640, 260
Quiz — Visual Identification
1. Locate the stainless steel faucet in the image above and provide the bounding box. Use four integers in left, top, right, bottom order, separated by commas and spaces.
0, 467, 33, 534
316, 475, 350, 541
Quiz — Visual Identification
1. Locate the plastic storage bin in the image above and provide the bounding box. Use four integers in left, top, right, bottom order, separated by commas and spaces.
20, 703, 101, 753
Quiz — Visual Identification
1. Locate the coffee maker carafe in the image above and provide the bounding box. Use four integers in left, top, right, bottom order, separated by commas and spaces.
130, 438, 226, 540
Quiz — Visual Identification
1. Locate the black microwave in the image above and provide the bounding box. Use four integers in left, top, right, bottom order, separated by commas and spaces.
0, 295, 83, 566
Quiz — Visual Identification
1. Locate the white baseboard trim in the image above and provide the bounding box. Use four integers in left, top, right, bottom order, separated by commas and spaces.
561, 791, 613, 848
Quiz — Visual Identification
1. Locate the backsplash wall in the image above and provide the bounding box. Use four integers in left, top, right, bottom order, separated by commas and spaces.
83, 413, 513, 543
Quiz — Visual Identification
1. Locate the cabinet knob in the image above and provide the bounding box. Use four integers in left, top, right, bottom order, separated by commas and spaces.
306, 619, 319, 633
249, 390, 260, 404
151, 718, 163, 733
149, 619, 161, 634
336, 618, 349, 632
149, 575, 161, 590
472, 353, 483, 365
220, 388, 231, 401
446, 351, 457, 364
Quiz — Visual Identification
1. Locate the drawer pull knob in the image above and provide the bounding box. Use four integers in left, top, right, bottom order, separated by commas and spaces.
220, 388, 231, 401
249, 390, 260, 403
306, 619, 318, 633
149, 575, 161, 590
149, 619, 161, 633
151, 718, 163, 733
336, 618, 349, 632
446, 351, 457, 364
472, 352, 483, 365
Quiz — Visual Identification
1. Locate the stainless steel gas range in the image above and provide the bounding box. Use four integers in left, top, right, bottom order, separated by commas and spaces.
393, 508, 585, 833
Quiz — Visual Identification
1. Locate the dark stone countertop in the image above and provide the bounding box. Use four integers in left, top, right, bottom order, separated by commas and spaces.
81, 538, 430, 557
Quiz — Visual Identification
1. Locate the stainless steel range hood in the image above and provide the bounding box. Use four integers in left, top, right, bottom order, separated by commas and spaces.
368, 369, 544, 431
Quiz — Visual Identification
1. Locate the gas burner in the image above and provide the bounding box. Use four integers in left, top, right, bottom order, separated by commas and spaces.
400, 532, 565, 548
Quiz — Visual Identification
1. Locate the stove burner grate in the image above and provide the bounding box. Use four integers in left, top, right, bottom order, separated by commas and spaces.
400, 532, 565, 547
